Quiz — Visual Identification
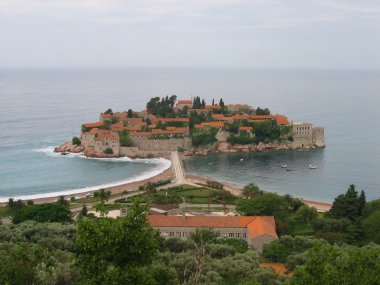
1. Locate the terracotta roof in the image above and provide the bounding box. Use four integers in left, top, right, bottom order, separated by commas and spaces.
89, 128, 100, 135
94, 133, 119, 141
101, 113, 113, 119
234, 114, 250, 120
110, 122, 124, 132
83, 122, 104, 128
251, 115, 275, 120
194, 124, 203, 129
152, 128, 188, 135
205, 105, 221, 109
153, 117, 190, 123
120, 118, 145, 125
125, 126, 141, 131
239, 126, 253, 131
259, 263, 290, 276
130, 132, 151, 137
177, 100, 193, 105
148, 124, 157, 129
115, 112, 127, 118
148, 215, 278, 239
98, 129, 111, 135
211, 114, 233, 121
203, 122, 225, 128
275, 114, 290, 125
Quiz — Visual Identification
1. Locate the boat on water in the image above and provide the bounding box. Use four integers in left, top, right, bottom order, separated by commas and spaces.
240, 158, 244, 162
208, 162, 214, 165
309, 164, 317, 169
281, 164, 288, 168
286, 169, 293, 171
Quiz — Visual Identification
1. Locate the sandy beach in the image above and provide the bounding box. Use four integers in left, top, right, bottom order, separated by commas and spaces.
185, 174, 332, 212
0, 152, 331, 212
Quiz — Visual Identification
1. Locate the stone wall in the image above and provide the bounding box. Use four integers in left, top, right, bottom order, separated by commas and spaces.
312, 127, 325, 147
132, 137, 192, 151
119, 147, 170, 158
216, 130, 230, 142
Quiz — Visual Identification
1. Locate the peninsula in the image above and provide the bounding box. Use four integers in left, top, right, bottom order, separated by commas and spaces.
55, 96, 325, 158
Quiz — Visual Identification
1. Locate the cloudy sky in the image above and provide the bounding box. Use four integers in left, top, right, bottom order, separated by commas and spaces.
0, 0, 379, 69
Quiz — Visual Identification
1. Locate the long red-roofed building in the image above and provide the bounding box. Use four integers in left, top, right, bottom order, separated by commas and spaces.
148, 215, 278, 252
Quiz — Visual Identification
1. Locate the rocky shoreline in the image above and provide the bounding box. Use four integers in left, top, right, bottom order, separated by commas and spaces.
182, 141, 325, 156
55, 140, 325, 159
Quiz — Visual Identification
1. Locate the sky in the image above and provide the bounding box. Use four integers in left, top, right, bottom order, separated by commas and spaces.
0, 0, 379, 69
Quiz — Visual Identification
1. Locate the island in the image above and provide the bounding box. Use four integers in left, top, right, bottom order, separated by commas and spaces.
55, 96, 325, 158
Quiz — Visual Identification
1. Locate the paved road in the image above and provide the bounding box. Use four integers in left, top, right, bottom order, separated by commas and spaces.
171, 151, 187, 184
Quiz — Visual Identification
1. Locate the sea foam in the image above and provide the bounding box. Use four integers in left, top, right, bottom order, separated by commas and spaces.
0, 147, 171, 202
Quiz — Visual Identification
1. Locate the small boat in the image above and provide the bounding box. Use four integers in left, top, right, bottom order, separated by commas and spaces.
208, 162, 214, 165
309, 164, 317, 169
281, 164, 288, 168
286, 169, 293, 172
240, 158, 244, 162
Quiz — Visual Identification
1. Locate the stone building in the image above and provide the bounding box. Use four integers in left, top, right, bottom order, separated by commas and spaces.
292, 122, 325, 147
176, 100, 193, 110
94, 133, 120, 156
148, 215, 278, 252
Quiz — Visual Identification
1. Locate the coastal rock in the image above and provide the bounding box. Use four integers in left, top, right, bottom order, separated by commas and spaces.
54, 141, 84, 153
83, 147, 116, 158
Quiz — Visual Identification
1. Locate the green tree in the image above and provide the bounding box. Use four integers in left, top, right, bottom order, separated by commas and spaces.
127, 109, 133, 118
287, 243, 380, 285
72, 136, 81, 146
103, 147, 114, 154
294, 205, 318, 225
57, 195, 69, 206
12, 203, 72, 224
241, 183, 263, 199
0, 243, 52, 285
76, 202, 158, 285
144, 182, 157, 198
330, 185, 366, 221
363, 210, 380, 244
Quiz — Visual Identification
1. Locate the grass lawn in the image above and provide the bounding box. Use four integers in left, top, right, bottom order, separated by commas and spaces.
0, 206, 13, 217
128, 184, 238, 205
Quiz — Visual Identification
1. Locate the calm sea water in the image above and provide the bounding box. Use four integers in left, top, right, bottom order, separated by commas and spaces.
0, 68, 379, 202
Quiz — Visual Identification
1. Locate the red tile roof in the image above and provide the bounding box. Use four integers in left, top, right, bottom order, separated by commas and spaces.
101, 113, 113, 119
125, 126, 141, 131
211, 114, 233, 121
148, 216, 278, 239
275, 114, 290, 125
153, 117, 190, 123
177, 100, 193, 105
151, 128, 188, 135
251, 115, 275, 120
239, 126, 253, 131
234, 114, 250, 120
130, 132, 151, 137
205, 105, 221, 109
259, 263, 290, 276
120, 118, 145, 125
83, 122, 104, 128
203, 122, 225, 128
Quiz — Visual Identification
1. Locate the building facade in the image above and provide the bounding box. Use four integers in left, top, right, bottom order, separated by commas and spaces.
148, 215, 278, 252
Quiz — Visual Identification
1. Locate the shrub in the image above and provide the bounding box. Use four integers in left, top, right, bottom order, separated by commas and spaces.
72, 136, 81, 146
103, 148, 113, 154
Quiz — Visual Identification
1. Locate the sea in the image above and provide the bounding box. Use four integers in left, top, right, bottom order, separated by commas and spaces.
0, 68, 379, 202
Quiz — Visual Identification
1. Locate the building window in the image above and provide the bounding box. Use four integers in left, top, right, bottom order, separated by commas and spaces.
176, 232, 182, 237
161, 232, 169, 237
169, 232, 174, 237
228, 233, 234, 238
222, 233, 228, 237
236, 233, 240, 238
243, 233, 247, 238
